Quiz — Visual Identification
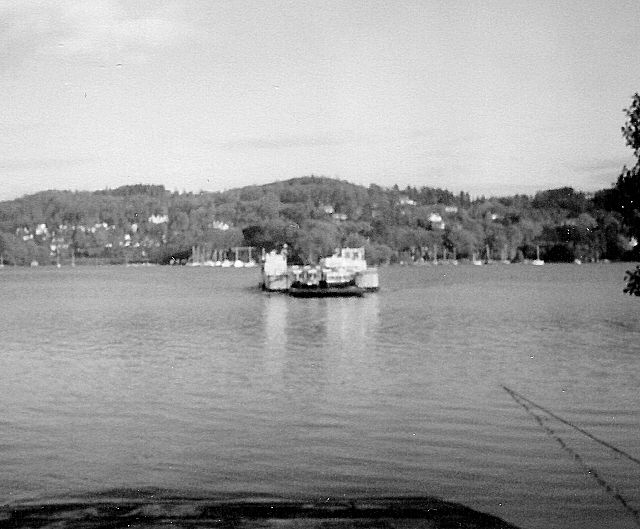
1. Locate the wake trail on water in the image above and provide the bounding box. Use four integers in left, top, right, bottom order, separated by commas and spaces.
502, 385, 640, 528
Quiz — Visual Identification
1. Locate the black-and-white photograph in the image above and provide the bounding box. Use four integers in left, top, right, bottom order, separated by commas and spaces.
1, 2, 639, 528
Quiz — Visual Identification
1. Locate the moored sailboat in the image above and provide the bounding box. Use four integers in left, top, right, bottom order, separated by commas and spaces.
532, 245, 544, 266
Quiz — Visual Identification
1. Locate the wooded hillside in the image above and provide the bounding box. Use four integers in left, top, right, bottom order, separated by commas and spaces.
0, 176, 636, 266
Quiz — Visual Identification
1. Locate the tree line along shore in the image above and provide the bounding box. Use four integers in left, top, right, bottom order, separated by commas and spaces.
0, 176, 637, 268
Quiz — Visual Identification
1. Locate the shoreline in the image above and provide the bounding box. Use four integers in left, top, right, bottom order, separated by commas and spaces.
1, 494, 520, 529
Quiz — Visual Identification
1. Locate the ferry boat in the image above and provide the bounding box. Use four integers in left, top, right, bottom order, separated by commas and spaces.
261, 247, 379, 295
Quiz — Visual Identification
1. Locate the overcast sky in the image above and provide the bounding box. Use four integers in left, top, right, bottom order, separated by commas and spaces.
1, 0, 639, 200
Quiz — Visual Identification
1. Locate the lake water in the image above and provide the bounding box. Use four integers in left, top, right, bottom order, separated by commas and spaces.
1, 263, 639, 528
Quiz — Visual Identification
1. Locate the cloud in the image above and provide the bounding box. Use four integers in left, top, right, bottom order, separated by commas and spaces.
0, 1, 193, 65
221, 129, 450, 151
573, 156, 634, 183
575, 158, 631, 173
0, 156, 96, 172
221, 134, 350, 151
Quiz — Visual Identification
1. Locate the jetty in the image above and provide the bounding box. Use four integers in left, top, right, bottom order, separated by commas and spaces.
189, 245, 257, 267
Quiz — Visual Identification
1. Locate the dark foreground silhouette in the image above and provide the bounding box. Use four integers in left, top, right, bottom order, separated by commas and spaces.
1, 493, 519, 528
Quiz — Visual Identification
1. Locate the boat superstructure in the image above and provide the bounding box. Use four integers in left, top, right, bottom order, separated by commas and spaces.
261, 250, 290, 292
320, 247, 379, 291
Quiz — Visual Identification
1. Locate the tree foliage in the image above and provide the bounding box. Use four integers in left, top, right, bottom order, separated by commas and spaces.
0, 167, 637, 267
618, 94, 640, 296
622, 93, 640, 156
624, 266, 640, 296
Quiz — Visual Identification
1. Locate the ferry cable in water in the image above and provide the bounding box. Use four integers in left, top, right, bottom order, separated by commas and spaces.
502, 385, 640, 468
503, 385, 640, 527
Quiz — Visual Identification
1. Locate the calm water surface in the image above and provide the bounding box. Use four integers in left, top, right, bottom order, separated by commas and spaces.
1, 264, 639, 528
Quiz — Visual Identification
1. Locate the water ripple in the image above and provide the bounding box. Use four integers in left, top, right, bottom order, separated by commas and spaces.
1, 265, 639, 529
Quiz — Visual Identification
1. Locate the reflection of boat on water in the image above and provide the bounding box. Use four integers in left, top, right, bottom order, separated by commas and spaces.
261, 247, 378, 296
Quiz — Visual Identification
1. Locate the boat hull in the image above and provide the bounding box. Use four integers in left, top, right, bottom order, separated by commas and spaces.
262, 274, 290, 292
288, 285, 365, 298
